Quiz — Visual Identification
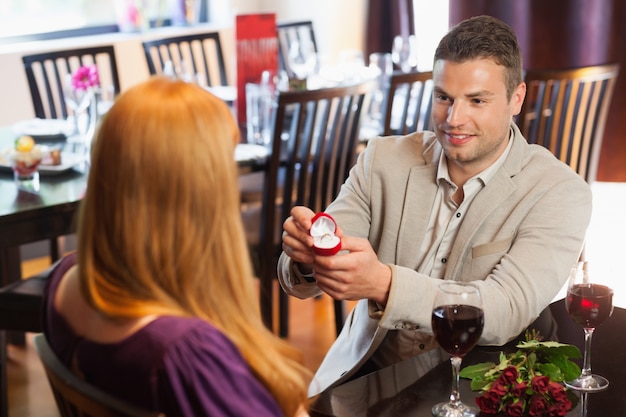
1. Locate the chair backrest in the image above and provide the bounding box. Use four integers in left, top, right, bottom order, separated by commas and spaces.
276, 20, 318, 75
22, 45, 121, 120
383, 70, 433, 135
516, 63, 619, 183
33, 334, 164, 417
256, 81, 373, 326
142, 31, 228, 87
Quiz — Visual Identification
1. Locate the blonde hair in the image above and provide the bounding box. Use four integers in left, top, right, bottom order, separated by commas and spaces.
77, 77, 310, 416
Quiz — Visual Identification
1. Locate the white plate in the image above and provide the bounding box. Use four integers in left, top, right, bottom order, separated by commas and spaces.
0, 151, 86, 176
205, 85, 237, 102
12, 118, 74, 138
235, 143, 269, 163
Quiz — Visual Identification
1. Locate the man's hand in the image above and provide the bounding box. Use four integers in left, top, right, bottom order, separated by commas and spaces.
312, 235, 391, 305
282, 206, 320, 265
282, 206, 391, 305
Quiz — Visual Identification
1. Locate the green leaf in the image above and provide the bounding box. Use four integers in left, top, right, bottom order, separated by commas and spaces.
517, 339, 541, 349
555, 344, 582, 359
460, 362, 495, 379
559, 359, 582, 381
537, 362, 562, 380
470, 377, 490, 391
527, 352, 536, 370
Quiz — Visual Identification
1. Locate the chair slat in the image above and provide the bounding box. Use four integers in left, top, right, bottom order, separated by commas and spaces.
22, 45, 121, 120
142, 32, 228, 87
243, 81, 373, 337
517, 63, 619, 183
383, 70, 433, 136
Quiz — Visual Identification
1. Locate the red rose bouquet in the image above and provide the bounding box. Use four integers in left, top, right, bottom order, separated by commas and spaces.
459, 331, 581, 416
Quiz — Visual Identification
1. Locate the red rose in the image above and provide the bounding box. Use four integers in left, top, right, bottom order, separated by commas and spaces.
531, 375, 550, 394
476, 393, 500, 414
510, 380, 527, 397
490, 379, 509, 397
502, 398, 525, 417
548, 398, 572, 416
499, 366, 519, 384
528, 394, 548, 416
547, 382, 567, 402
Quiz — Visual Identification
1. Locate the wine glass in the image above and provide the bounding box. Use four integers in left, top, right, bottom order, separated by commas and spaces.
363, 52, 393, 135
564, 261, 614, 392
431, 281, 484, 417
391, 35, 418, 73
287, 39, 318, 81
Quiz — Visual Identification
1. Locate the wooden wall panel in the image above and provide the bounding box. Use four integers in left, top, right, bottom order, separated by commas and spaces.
448, 0, 626, 181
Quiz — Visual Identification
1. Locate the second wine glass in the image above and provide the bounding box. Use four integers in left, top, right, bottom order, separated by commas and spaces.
565, 261, 614, 392
431, 281, 484, 417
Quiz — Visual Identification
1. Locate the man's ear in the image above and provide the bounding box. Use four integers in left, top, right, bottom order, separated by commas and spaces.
511, 82, 526, 116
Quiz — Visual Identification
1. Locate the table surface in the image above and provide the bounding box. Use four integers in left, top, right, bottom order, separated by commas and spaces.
310, 299, 626, 417
0, 125, 268, 246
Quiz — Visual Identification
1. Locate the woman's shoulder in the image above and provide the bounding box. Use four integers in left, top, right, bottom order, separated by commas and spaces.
147, 318, 283, 416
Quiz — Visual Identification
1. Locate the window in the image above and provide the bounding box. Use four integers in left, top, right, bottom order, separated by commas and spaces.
0, 0, 209, 42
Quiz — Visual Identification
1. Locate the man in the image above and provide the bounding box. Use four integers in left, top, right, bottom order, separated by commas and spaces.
278, 15, 592, 397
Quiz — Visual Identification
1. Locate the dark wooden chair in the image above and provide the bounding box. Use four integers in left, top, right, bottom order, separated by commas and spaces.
0, 266, 51, 417
383, 70, 433, 135
34, 334, 164, 417
142, 31, 228, 87
22, 45, 121, 121
242, 80, 374, 337
517, 63, 619, 184
277, 20, 318, 76
22, 45, 121, 264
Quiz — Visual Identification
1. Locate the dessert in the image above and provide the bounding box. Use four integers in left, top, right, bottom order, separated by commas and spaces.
9, 135, 43, 176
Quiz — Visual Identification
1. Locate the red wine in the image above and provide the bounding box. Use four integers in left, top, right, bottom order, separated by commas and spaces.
566, 283, 614, 328
432, 305, 484, 356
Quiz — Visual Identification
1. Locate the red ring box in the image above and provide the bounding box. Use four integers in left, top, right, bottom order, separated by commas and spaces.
310, 212, 341, 256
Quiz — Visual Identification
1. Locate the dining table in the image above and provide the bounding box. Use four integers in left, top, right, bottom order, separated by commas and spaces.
0, 123, 269, 290
309, 299, 626, 417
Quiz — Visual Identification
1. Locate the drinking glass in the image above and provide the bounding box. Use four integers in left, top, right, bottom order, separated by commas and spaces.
391, 35, 418, 73
287, 39, 318, 81
362, 52, 393, 136
8, 147, 42, 193
64, 73, 92, 137
431, 281, 484, 417
565, 261, 614, 392
338, 48, 365, 81
245, 82, 275, 146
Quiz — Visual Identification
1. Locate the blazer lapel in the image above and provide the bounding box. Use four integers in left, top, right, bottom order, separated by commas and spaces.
395, 165, 438, 267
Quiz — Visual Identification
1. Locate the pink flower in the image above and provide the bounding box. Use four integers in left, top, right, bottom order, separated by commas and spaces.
72, 65, 99, 91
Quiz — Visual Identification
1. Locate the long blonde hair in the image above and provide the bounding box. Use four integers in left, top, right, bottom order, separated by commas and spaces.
78, 77, 310, 416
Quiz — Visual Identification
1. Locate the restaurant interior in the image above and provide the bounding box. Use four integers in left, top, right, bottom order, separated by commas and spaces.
1, 0, 626, 416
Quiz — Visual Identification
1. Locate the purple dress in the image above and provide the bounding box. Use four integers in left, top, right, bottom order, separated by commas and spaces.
43, 253, 283, 417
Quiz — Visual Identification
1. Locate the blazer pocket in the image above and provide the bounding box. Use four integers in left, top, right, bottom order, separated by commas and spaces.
472, 236, 513, 258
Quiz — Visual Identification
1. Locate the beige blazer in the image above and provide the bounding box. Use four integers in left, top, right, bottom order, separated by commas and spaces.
278, 123, 592, 396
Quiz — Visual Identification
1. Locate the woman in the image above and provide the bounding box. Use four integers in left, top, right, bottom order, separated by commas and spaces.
43, 77, 311, 416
